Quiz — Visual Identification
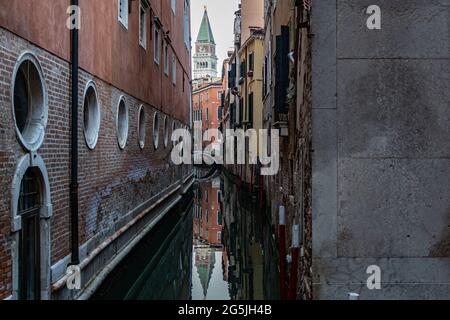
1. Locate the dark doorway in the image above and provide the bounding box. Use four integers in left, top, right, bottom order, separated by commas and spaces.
18, 168, 41, 300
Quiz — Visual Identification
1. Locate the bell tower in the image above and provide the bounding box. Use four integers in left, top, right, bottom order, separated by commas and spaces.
193, 6, 218, 79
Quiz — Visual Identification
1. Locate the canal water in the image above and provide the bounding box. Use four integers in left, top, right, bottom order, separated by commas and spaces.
92, 171, 279, 300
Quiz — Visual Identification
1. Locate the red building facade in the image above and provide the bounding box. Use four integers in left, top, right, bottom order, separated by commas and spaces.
0, 0, 193, 300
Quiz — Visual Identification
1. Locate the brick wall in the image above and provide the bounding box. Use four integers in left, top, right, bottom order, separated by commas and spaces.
0, 28, 191, 299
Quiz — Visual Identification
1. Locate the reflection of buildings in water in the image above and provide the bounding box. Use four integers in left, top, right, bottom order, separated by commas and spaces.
192, 174, 278, 300
221, 174, 279, 300
194, 246, 216, 298
193, 177, 223, 246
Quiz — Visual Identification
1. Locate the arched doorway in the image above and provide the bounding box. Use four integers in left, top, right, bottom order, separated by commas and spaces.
17, 168, 42, 300
11, 153, 52, 300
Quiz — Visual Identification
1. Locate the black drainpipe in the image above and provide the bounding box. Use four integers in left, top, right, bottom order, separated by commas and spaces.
70, 0, 80, 265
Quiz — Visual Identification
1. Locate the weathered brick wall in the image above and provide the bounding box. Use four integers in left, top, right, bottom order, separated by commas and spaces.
0, 28, 191, 299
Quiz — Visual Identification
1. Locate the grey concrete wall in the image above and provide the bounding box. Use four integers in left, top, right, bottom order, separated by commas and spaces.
312, 0, 450, 299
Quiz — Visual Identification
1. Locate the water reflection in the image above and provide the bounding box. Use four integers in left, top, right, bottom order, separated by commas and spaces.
191, 176, 229, 300
191, 173, 279, 300
91, 172, 279, 300
92, 195, 194, 300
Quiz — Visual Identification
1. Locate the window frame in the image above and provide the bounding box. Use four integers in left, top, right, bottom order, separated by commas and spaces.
172, 55, 177, 86
137, 105, 146, 149
164, 41, 169, 76
183, 0, 189, 49
153, 112, 160, 149
116, 96, 129, 150
154, 24, 161, 65
11, 51, 48, 152
118, 0, 129, 29
171, 0, 176, 15
139, 1, 148, 49
82, 80, 101, 150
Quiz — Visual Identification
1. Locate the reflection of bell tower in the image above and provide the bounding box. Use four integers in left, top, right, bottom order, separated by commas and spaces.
193, 6, 218, 79
195, 247, 216, 299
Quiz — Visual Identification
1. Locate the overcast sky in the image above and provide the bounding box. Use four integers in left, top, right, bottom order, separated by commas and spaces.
190, 0, 240, 77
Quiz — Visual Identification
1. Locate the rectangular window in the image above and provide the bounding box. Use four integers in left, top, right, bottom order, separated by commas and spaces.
217, 211, 222, 226
238, 97, 244, 123
206, 107, 209, 121
164, 42, 169, 76
172, 55, 177, 85
249, 52, 254, 72
139, 2, 147, 49
184, 0, 189, 48
248, 92, 254, 126
118, 0, 129, 29
171, 0, 176, 15
217, 231, 222, 242
240, 60, 246, 79
275, 26, 290, 114
154, 25, 161, 64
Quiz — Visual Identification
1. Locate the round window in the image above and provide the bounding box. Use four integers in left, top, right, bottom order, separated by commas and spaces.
12, 52, 48, 152
153, 112, 159, 149
117, 97, 128, 149
163, 116, 169, 148
83, 81, 101, 149
138, 105, 146, 149
171, 121, 177, 147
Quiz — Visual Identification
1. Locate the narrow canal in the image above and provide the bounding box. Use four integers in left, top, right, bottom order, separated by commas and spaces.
92, 170, 279, 300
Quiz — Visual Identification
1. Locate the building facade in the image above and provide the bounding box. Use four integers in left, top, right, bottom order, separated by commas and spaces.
223, 0, 265, 184
0, 0, 193, 300
192, 82, 223, 133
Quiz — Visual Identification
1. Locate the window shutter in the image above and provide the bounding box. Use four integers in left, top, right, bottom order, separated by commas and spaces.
249, 53, 254, 72
248, 92, 254, 126
275, 26, 289, 115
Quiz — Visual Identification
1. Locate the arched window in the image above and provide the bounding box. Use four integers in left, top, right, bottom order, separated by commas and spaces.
18, 168, 42, 300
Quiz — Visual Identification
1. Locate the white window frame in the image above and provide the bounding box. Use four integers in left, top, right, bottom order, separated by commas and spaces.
116, 96, 129, 150
118, 0, 129, 29
153, 112, 160, 149
11, 51, 48, 152
82, 80, 101, 150
154, 25, 161, 64
139, 1, 147, 49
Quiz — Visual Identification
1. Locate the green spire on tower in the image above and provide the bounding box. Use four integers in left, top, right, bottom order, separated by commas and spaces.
196, 6, 215, 44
